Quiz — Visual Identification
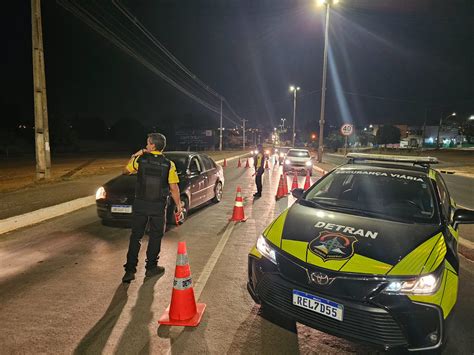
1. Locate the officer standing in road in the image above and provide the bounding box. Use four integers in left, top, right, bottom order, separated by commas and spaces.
253, 144, 266, 198
122, 133, 182, 283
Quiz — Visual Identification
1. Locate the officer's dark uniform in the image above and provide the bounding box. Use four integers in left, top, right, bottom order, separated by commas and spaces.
124, 151, 179, 273
254, 149, 265, 197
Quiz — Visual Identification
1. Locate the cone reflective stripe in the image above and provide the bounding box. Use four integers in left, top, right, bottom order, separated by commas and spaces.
291, 173, 299, 190
245, 158, 250, 168
282, 172, 289, 195
229, 186, 247, 221
275, 174, 286, 200
159, 242, 206, 327
304, 170, 311, 190
237, 158, 242, 168
223, 158, 227, 167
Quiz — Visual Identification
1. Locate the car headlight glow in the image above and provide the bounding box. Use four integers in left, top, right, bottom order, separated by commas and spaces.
305, 161, 312, 167
95, 186, 106, 200
285, 159, 291, 165
383, 273, 441, 295
280, 153, 284, 157
265, 149, 270, 155
256, 235, 277, 264
275, 149, 279, 152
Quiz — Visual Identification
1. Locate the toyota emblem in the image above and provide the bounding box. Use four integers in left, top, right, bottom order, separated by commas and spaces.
311, 272, 333, 286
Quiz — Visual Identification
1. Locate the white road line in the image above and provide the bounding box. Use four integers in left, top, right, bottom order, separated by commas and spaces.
193, 222, 235, 299
165, 221, 236, 355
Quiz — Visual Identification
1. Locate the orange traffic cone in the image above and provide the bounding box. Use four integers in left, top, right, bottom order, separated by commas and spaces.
223, 158, 227, 167
159, 242, 206, 327
245, 158, 250, 168
229, 187, 247, 222
304, 170, 311, 190
237, 158, 242, 168
291, 173, 299, 190
275, 174, 286, 200
282, 172, 289, 195
265, 160, 270, 170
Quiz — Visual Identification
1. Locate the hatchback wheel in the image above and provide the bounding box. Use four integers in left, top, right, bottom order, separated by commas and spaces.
212, 181, 223, 203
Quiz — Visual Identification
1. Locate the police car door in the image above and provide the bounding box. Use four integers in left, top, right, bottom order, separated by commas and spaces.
188, 156, 206, 208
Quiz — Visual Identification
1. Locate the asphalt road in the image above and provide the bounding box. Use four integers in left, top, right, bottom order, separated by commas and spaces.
0, 158, 473, 354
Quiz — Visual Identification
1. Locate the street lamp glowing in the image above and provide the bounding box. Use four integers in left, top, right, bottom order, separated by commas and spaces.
317, 0, 339, 6
290, 85, 295, 92
469, 115, 474, 121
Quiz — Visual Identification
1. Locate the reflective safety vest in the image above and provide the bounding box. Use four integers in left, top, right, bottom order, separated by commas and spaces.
135, 153, 171, 203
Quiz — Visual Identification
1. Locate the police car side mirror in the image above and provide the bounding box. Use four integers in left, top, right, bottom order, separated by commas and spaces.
453, 208, 474, 229
292, 188, 304, 199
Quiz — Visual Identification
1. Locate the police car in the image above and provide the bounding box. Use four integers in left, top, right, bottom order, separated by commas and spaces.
247, 153, 474, 352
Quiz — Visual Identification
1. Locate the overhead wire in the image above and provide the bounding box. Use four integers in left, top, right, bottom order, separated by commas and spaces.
56, 0, 242, 126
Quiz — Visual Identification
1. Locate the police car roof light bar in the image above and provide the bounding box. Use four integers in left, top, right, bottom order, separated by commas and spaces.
346, 153, 438, 167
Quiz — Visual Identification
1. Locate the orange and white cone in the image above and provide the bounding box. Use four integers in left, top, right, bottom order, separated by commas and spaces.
275, 174, 286, 200
237, 158, 242, 168
291, 173, 299, 190
245, 158, 250, 168
229, 187, 247, 222
282, 172, 289, 195
159, 242, 206, 327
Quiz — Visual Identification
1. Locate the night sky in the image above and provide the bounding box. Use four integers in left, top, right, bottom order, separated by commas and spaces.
2, 0, 473, 132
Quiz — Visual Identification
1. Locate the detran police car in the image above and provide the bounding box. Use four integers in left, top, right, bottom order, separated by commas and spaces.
248, 153, 474, 352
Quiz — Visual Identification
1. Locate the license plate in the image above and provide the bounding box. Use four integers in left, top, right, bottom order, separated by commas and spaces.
111, 205, 132, 214
292, 289, 343, 321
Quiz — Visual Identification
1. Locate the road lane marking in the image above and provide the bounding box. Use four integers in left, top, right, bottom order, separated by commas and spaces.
193, 222, 235, 299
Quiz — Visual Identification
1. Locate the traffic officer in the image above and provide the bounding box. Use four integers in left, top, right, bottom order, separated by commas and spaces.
253, 144, 266, 198
122, 133, 182, 283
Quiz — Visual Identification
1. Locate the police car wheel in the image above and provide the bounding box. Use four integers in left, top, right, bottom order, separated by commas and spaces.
212, 182, 223, 203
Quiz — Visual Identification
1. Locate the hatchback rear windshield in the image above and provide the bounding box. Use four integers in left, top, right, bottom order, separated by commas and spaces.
287, 150, 310, 158
303, 168, 437, 223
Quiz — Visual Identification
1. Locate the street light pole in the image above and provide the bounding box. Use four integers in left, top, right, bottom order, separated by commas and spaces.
290, 86, 300, 147
436, 112, 456, 149
219, 98, 223, 151
242, 119, 248, 150
317, 1, 331, 163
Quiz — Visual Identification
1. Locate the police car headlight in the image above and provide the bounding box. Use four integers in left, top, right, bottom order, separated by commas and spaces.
285, 159, 291, 165
95, 186, 106, 200
256, 235, 277, 264
383, 272, 441, 295
305, 161, 312, 167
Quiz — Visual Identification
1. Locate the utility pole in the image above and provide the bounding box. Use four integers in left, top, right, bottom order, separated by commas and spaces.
31, 0, 51, 179
318, 2, 331, 163
219, 98, 223, 151
242, 119, 248, 150
290, 87, 300, 147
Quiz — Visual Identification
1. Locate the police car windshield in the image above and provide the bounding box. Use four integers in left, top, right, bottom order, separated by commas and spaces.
304, 169, 437, 223
287, 150, 310, 158
163, 154, 187, 174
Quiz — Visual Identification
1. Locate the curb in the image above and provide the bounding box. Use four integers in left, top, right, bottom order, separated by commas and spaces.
313, 165, 328, 175
0, 152, 250, 236
0, 196, 95, 235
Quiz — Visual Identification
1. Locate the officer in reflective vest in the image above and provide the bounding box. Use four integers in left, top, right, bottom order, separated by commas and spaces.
253, 144, 266, 198
122, 133, 182, 283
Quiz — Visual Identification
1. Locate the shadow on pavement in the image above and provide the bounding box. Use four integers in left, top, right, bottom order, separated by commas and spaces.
114, 274, 161, 354
227, 305, 299, 354
74, 284, 129, 354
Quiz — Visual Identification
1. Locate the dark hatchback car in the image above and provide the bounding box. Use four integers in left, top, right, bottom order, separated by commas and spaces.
96, 151, 224, 224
